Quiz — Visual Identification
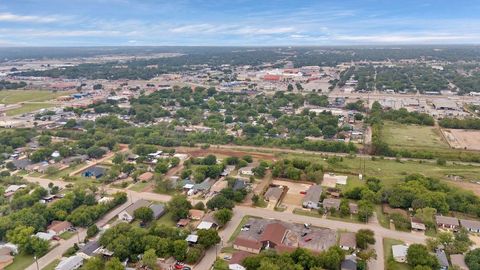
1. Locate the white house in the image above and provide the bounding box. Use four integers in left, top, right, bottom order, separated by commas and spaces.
55, 255, 84, 270
238, 166, 254, 176
392, 245, 408, 263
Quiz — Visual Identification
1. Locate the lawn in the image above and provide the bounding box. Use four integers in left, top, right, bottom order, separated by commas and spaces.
0, 90, 72, 104
5, 254, 34, 270
59, 231, 75, 240
156, 211, 176, 227
383, 238, 411, 270
44, 163, 86, 180
6, 103, 55, 116
383, 122, 449, 150
42, 259, 59, 270
129, 181, 151, 192
282, 152, 480, 187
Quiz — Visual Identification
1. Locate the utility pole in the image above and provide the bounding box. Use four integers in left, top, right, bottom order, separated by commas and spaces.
34, 255, 39, 270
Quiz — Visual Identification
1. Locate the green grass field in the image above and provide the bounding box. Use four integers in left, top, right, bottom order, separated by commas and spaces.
282, 152, 480, 187
129, 181, 151, 192
41, 259, 59, 270
5, 254, 34, 270
5, 103, 55, 116
383, 238, 411, 270
383, 122, 449, 150
0, 90, 71, 104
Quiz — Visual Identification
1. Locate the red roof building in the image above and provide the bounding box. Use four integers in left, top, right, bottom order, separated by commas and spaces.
264, 75, 281, 81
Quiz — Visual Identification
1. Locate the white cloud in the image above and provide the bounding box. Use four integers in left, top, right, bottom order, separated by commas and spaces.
334, 33, 480, 43
0, 12, 61, 23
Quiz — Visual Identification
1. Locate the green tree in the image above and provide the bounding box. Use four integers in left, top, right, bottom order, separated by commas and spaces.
172, 240, 188, 261
356, 229, 375, 249
167, 195, 192, 221
197, 229, 221, 248
105, 257, 124, 270
407, 244, 439, 269
87, 224, 99, 238
82, 257, 105, 270
213, 209, 233, 226
142, 248, 157, 269
134, 206, 154, 223
466, 248, 480, 270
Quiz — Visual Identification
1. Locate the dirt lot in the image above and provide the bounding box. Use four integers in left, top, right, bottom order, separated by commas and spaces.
272, 179, 312, 206
176, 146, 276, 161
442, 129, 480, 151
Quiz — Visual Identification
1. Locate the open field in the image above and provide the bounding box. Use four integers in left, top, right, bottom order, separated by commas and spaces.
383, 122, 449, 150
0, 90, 72, 104
443, 129, 480, 151
5, 103, 55, 116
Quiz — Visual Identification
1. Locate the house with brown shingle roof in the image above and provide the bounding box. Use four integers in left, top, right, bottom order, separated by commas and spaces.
233, 237, 262, 254
188, 209, 205, 220
47, 221, 72, 235
339, 232, 356, 250
138, 172, 154, 182
259, 223, 288, 248
436, 216, 459, 231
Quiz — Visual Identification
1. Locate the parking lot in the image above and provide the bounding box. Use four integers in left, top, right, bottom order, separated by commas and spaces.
237, 217, 337, 253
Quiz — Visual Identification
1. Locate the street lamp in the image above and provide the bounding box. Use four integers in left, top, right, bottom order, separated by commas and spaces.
34, 255, 39, 270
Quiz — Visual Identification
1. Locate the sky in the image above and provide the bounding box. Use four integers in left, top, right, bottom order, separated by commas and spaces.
1, 0, 480, 46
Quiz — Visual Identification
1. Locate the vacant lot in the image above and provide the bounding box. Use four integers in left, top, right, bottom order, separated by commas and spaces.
0, 90, 70, 104
383, 122, 449, 150
443, 129, 480, 151
272, 179, 312, 206
5, 102, 55, 116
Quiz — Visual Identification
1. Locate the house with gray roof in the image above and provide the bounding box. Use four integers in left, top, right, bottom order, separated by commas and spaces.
55, 255, 84, 270
149, 204, 166, 220
118, 199, 150, 223
302, 185, 322, 209
436, 216, 460, 231
436, 249, 449, 270
460, 219, 480, 233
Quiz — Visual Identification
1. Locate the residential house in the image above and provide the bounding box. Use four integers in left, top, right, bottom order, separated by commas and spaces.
4, 184, 26, 197
35, 232, 55, 241
0, 243, 18, 255
233, 237, 263, 254
411, 217, 426, 231
460, 219, 480, 233
186, 234, 199, 244
450, 254, 468, 270
149, 204, 166, 220
221, 165, 235, 177
339, 232, 356, 250
47, 221, 72, 236
138, 172, 154, 182
392, 245, 408, 263
77, 240, 101, 259
62, 155, 88, 165
259, 223, 289, 250
238, 166, 254, 176
341, 255, 357, 270
127, 154, 139, 161
117, 199, 150, 223
193, 177, 216, 194
436, 216, 460, 231
229, 251, 250, 270
10, 159, 31, 170
176, 219, 189, 228
82, 166, 105, 179
55, 255, 84, 270
302, 185, 322, 209
323, 198, 341, 211
189, 209, 205, 220
232, 179, 247, 191
196, 212, 219, 230
436, 249, 449, 270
